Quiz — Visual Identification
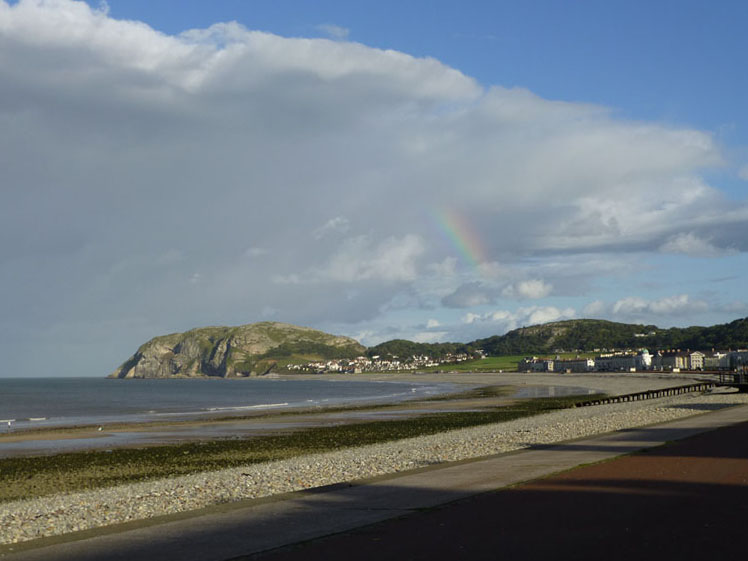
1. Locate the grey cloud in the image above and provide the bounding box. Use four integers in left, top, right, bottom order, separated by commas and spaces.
442, 282, 494, 308
313, 217, 351, 239
577, 295, 712, 328
1, 0, 746, 376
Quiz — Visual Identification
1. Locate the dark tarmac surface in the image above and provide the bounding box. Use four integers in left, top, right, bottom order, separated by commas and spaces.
251, 420, 748, 561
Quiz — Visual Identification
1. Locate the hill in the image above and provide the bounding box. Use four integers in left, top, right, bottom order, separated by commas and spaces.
110, 317, 748, 378
367, 339, 475, 361
470, 317, 748, 355
109, 322, 366, 378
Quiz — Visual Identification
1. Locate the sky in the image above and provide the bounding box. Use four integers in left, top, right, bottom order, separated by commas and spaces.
2, 0, 748, 377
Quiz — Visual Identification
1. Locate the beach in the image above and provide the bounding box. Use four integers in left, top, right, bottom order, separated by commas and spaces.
0, 371, 692, 457
1, 371, 742, 546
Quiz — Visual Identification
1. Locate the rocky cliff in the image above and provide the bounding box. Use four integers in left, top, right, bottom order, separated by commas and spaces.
109, 322, 366, 379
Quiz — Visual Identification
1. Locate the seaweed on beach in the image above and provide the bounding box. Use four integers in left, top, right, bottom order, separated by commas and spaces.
0, 393, 602, 504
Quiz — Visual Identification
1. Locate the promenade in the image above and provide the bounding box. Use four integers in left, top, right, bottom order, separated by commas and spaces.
2, 400, 747, 561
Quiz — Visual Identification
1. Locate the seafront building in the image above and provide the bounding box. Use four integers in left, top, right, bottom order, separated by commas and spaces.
552, 358, 595, 373
652, 350, 705, 371
519, 348, 748, 373
519, 351, 651, 373
728, 350, 748, 371
595, 350, 652, 372
294, 348, 748, 375
703, 351, 730, 370
517, 357, 554, 372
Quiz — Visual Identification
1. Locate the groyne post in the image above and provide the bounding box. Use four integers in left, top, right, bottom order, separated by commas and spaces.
576, 382, 715, 408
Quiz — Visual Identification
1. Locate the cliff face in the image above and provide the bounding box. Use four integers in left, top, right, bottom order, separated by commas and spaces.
109, 322, 366, 379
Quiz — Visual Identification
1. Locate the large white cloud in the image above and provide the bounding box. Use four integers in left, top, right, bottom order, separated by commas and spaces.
501, 279, 553, 300
611, 294, 708, 317
1, 0, 746, 375
461, 306, 577, 335
659, 232, 733, 257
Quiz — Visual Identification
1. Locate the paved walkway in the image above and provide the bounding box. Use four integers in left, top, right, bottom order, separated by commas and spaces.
3, 403, 748, 561
254, 409, 748, 561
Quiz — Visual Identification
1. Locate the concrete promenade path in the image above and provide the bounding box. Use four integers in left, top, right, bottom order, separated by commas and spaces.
3, 403, 748, 561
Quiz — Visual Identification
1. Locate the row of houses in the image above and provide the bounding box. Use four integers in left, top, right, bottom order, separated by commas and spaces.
652, 349, 748, 370
519, 349, 748, 373
288, 352, 475, 374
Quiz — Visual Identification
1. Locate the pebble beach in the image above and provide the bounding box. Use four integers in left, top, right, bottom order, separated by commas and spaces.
2, 385, 747, 546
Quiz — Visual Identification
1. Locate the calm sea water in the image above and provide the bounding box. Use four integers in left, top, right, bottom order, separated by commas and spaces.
0, 377, 457, 430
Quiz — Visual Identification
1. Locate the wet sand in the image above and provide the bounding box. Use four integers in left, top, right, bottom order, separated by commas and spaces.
0, 372, 699, 457
0, 382, 506, 457
2, 384, 743, 553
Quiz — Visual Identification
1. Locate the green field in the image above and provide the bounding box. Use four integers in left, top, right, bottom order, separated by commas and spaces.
426, 353, 597, 373
428, 355, 526, 372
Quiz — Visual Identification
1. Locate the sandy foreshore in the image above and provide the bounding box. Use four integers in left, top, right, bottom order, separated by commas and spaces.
0, 372, 698, 457
0, 372, 740, 545
2, 388, 746, 545
280, 370, 703, 393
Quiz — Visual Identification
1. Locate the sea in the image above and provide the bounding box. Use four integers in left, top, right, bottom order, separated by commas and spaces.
0, 377, 458, 431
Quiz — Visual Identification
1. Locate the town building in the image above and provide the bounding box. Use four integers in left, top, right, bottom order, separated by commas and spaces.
703, 351, 730, 370
552, 358, 595, 373
518, 357, 554, 372
594, 350, 651, 372
652, 350, 705, 371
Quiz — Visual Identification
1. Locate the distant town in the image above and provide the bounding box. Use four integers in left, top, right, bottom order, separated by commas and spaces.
287, 352, 483, 374
518, 349, 748, 373
288, 348, 748, 374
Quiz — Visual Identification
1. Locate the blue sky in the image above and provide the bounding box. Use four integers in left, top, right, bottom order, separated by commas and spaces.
2, 0, 748, 376
100, 1, 748, 130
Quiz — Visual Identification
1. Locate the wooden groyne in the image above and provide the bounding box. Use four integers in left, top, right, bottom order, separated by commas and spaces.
575, 382, 715, 407
717, 373, 748, 392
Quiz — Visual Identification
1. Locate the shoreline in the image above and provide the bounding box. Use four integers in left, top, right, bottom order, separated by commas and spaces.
0, 372, 692, 450
0, 385, 604, 507
0, 376, 480, 452
1, 384, 746, 546
0, 372, 702, 456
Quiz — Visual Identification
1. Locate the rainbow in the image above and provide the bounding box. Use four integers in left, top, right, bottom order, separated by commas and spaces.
432, 208, 488, 268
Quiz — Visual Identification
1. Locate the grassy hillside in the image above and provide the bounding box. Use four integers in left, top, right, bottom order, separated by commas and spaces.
113, 317, 748, 378
469, 318, 748, 355
367, 339, 474, 360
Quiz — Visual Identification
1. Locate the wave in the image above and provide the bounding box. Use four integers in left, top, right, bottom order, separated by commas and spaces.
206, 402, 289, 412
1, 417, 47, 425
0, 378, 459, 430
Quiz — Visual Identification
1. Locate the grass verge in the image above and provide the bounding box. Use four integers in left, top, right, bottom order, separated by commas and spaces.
425, 353, 597, 373
0, 393, 603, 504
